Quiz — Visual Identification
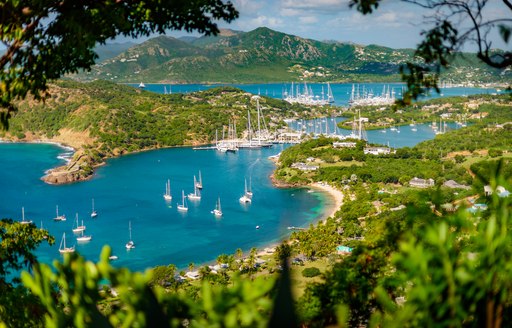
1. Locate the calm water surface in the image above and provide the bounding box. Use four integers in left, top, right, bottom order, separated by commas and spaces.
1, 82, 489, 271
131, 82, 504, 107
0, 144, 327, 271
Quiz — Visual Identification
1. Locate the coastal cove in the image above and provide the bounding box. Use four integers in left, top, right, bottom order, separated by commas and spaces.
2, 112, 456, 272
0, 143, 330, 271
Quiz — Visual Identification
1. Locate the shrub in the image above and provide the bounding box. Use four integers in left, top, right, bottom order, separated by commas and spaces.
302, 267, 321, 278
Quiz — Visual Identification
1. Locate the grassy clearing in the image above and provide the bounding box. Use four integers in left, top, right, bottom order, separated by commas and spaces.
320, 161, 364, 168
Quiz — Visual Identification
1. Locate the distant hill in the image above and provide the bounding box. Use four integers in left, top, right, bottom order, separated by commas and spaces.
178, 36, 199, 43
77, 27, 509, 84
94, 42, 136, 61
5, 80, 312, 183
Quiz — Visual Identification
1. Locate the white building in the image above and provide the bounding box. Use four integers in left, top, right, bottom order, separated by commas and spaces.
333, 141, 357, 148
364, 147, 392, 155
410, 177, 435, 188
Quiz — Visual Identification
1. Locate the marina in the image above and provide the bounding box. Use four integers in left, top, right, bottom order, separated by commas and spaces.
128, 82, 506, 107
0, 119, 457, 271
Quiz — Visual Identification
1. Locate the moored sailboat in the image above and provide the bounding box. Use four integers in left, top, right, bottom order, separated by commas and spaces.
20, 207, 33, 224
177, 190, 189, 212
76, 230, 92, 242
59, 232, 75, 254
72, 213, 86, 233
163, 179, 172, 201
195, 171, 203, 190
91, 198, 98, 218
188, 176, 201, 201
53, 205, 66, 221
211, 197, 223, 217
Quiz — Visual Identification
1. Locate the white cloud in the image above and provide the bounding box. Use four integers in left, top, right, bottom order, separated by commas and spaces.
232, 0, 266, 15
280, 0, 351, 15
235, 15, 284, 30
299, 16, 319, 24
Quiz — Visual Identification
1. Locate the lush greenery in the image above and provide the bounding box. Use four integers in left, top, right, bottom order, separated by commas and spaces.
2, 95, 512, 327
0, 0, 238, 128
79, 27, 510, 86
3, 80, 331, 179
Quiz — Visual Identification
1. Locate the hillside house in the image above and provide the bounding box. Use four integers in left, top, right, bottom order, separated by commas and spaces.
410, 177, 435, 188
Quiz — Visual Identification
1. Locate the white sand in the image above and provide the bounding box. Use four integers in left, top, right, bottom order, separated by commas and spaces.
309, 182, 344, 221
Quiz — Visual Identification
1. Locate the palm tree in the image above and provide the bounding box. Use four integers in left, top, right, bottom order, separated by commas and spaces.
188, 262, 195, 273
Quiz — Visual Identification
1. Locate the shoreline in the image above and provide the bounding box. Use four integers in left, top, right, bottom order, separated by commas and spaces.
187, 181, 345, 273
308, 182, 344, 222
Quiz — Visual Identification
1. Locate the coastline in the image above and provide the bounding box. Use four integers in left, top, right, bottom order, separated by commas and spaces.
308, 182, 344, 222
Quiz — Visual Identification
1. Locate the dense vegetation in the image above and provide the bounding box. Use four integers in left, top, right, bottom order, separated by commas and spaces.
1, 94, 512, 327
2, 80, 332, 180
79, 27, 510, 85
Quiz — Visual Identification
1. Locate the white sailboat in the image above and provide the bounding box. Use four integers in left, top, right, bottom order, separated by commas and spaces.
53, 205, 66, 221
177, 190, 189, 212
195, 171, 203, 190
76, 230, 92, 242
72, 213, 86, 233
20, 207, 33, 224
246, 176, 253, 198
59, 232, 75, 254
327, 82, 335, 103
239, 179, 252, 204
211, 197, 223, 217
125, 221, 135, 249
163, 179, 172, 201
138, 82, 145, 89
188, 176, 201, 201
91, 199, 98, 218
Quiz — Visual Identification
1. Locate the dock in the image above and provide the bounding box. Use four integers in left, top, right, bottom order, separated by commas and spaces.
192, 146, 217, 150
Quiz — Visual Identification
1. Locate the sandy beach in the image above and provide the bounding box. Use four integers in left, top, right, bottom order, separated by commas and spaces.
308, 182, 344, 221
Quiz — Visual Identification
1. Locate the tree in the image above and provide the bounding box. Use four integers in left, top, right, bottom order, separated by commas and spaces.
350, 0, 512, 104
0, 219, 54, 327
0, 0, 238, 128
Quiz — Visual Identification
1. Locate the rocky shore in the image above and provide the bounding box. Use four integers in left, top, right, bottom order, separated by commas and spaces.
41, 150, 96, 184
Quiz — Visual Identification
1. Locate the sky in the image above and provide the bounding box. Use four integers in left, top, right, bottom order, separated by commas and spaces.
161, 0, 510, 51
0, 1, 508, 52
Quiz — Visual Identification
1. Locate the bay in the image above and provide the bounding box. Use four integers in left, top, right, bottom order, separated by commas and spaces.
0, 82, 486, 272
288, 117, 464, 148
129, 82, 504, 106
0, 143, 327, 271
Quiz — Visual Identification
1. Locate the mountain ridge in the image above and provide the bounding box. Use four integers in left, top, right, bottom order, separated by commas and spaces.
79, 27, 508, 84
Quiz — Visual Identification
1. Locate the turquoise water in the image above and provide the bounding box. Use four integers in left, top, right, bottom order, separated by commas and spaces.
130, 82, 505, 106
0, 143, 328, 271
0, 117, 455, 271
288, 117, 463, 148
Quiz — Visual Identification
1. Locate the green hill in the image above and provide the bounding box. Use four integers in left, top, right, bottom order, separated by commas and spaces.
2, 80, 314, 183
78, 27, 508, 84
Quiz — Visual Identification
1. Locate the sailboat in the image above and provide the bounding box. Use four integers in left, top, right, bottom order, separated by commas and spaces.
188, 176, 201, 200
246, 176, 253, 198
20, 207, 33, 224
138, 82, 145, 89
326, 82, 335, 103
163, 179, 172, 201
59, 233, 75, 254
53, 205, 66, 221
211, 197, 223, 217
91, 199, 98, 218
239, 179, 252, 204
76, 230, 92, 242
72, 213, 86, 233
195, 171, 203, 190
177, 190, 189, 212
125, 221, 135, 249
